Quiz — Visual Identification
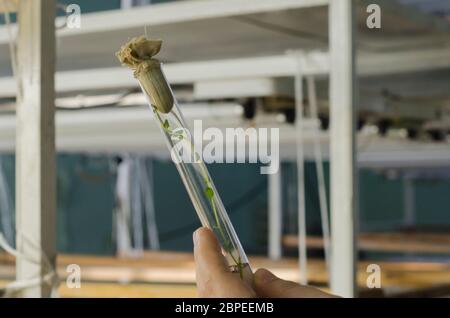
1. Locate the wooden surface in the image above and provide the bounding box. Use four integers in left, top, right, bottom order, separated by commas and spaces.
283, 232, 450, 254
1, 251, 450, 297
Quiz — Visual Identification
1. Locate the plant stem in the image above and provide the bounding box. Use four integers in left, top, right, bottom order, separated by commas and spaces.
152, 106, 244, 277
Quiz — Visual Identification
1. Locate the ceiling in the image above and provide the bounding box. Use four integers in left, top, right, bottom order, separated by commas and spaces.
0, 0, 449, 77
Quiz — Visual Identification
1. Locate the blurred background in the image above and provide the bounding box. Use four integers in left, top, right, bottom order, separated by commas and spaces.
0, 0, 450, 297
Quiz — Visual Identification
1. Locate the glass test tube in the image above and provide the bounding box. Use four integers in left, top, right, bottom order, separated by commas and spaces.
136, 62, 252, 282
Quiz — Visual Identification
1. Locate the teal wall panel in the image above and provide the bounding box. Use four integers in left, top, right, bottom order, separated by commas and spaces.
57, 154, 115, 255
0, 154, 115, 255
1, 153, 449, 256
153, 159, 267, 254
359, 170, 404, 231
415, 179, 450, 226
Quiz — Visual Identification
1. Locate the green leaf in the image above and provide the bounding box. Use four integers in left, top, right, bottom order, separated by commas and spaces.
205, 186, 214, 199
163, 119, 170, 130
171, 130, 184, 141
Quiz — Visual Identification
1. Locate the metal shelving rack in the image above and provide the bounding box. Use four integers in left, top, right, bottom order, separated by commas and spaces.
0, 0, 449, 297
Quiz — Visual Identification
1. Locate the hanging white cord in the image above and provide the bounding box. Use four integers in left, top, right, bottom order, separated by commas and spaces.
131, 158, 145, 255
115, 156, 134, 255
306, 76, 332, 284
4, 9, 65, 79
139, 158, 160, 250
4, 231, 59, 294
293, 52, 308, 285
0, 232, 59, 297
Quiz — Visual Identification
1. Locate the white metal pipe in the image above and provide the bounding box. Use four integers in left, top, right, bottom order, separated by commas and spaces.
306, 76, 331, 284
294, 53, 308, 285
329, 0, 357, 297
268, 168, 282, 260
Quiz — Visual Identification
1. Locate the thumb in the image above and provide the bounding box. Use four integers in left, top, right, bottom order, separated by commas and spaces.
253, 268, 335, 298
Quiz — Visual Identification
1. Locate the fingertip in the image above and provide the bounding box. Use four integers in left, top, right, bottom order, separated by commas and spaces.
195, 226, 212, 237
193, 227, 227, 271
254, 268, 277, 286
193, 227, 202, 246
193, 227, 216, 247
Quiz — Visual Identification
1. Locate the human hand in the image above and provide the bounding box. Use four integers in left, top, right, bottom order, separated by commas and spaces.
193, 227, 336, 298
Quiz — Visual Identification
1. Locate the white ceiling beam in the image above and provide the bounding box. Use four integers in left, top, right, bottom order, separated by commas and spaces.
194, 78, 294, 99
0, 52, 329, 97
0, 0, 329, 42
1, 47, 449, 97
164, 52, 329, 82
56, 0, 329, 36
1, 46, 449, 98
0, 0, 18, 13
1, 107, 450, 167
359, 48, 450, 76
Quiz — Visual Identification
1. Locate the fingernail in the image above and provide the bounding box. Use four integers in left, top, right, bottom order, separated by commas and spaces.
255, 269, 277, 284
193, 229, 199, 246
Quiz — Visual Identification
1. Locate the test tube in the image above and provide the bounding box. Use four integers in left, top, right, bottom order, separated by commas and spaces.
117, 37, 252, 282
